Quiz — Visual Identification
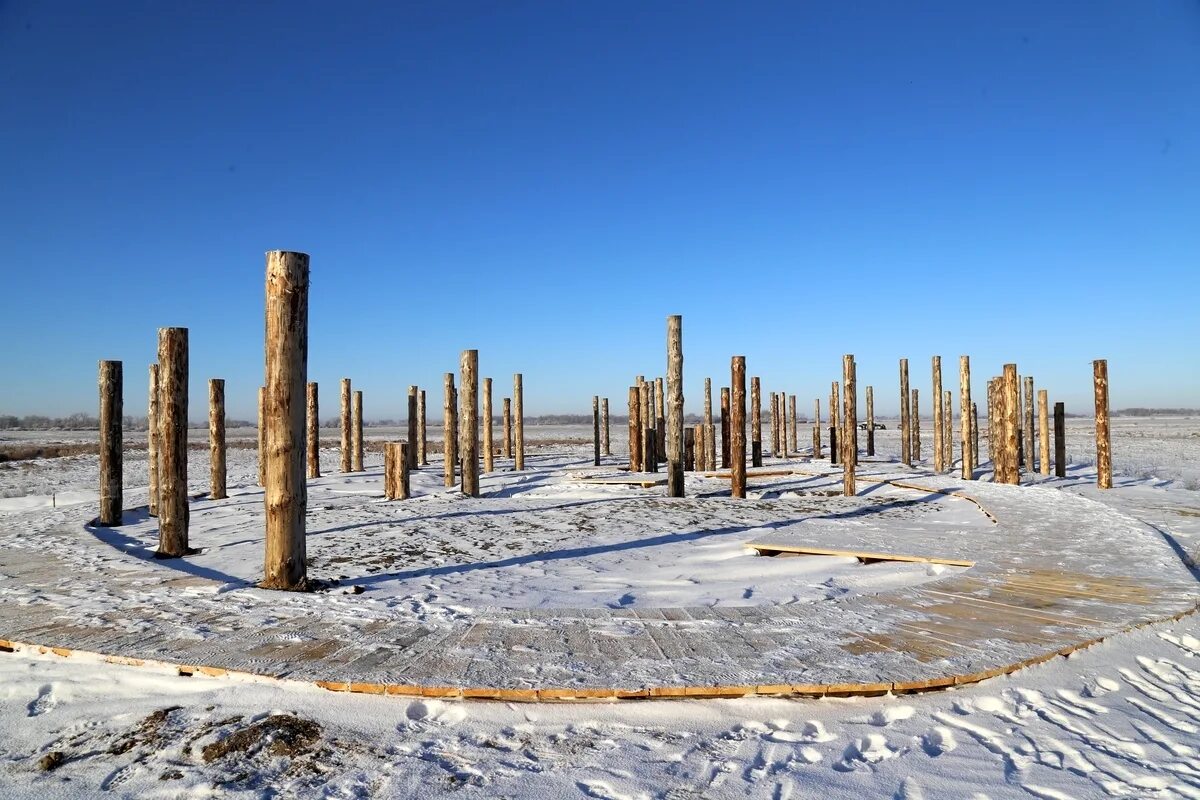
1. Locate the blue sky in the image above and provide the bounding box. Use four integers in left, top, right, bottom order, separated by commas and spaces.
1, 1, 1197, 420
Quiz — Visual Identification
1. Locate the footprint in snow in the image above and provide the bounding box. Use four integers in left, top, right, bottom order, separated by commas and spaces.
27, 685, 56, 717
869, 705, 915, 727
835, 734, 898, 771
404, 699, 466, 727
920, 726, 957, 756
894, 777, 925, 800
765, 720, 836, 744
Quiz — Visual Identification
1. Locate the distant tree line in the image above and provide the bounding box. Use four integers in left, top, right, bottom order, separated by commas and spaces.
0, 414, 254, 431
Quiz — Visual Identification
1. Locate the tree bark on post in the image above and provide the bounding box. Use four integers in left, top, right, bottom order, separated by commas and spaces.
444, 373, 457, 487
986, 378, 996, 468
789, 394, 798, 455
932, 356, 944, 472
813, 398, 822, 459
684, 426, 695, 471
340, 378, 352, 472
1038, 389, 1050, 477
960, 355, 973, 480
703, 378, 715, 471
666, 314, 684, 497
482, 379, 494, 472
750, 377, 763, 467
1054, 401, 1066, 478
865, 386, 875, 457
830, 382, 840, 466
720, 387, 731, 469
502, 397, 512, 459
628, 386, 641, 471
258, 386, 267, 486
642, 382, 657, 474
769, 392, 778, 457
730, 356, 747, 499
210, 378, 227, 499
693, 423, 705, 473
352, 391, 364, 472
943, 390, 952, 471
460, 350, 479, 496
384, 442, 394, 499
148, 364, 159, 517
305, 381, 319, 480
900, 359, 911, 466
843, 355, 857, 496
1023, 376, 1036, 474
419, 389, 428, 465
655, 376, 667, 462
602, 397, 611, 456
408, 385, 420, 471
1001, 364, 1020, 485
513, 373, 525, 471
156, 327, 189, 557
1094, 359, 1112, 489
592, 395, 601, 467
261, 251, 308, 590
99, 360, 123, 526
911, 389, 921, 461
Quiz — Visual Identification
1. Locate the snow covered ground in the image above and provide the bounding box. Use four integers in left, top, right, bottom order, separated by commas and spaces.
0, 417, 1197, 798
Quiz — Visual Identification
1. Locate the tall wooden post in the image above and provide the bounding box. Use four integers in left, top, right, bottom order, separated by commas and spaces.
911, 389, 921, 461
592, 395, 601, 466
210, 378, 227, 498
641, 381, 656, 473
352, 390, 364, 472
147, 364, 159, 517
1037, 389, 1050, 477
684, 426, 695, 471
1094, 359, 1112, 489
750, 377, 763, 467
769, 392, 778, 457
482, 379, 494, 472
899, 358, 911, 466
865, 386, 875, 457
986, 378, 997, 468
655, 376, 667, 462
830, 382, 840, 466
960, 355, 973, 480
258, 386, 267, 486
602, 398, 611, 456
419, 389, 428, 465
647, 380, 658, 466
788, 394, 798, 455
408, 385, 419, 470
1023, 376, 1035, 474
942, 390, 952, 470
460, 350, 479, 496
502, 397, 512, 459
262, 251, 308, 590
513, 373, 525, 471
720, 387, 731, 469
628, 386, 641, 471
1054, 401, 1066, 478
703, 378, 715, 470
444, 373, 457, 487
1001, 364, 1020, 485
730, 356, 747, 498
666, 314, 684, 497
339, 378, 352, 472
305, 382, 319, 479
813, 398, 822, 459
932, 356, 944, 472
693, 423, 705, 473
843, 355, 857, 496
156, 327, 189, 557
98, 360, 123, 526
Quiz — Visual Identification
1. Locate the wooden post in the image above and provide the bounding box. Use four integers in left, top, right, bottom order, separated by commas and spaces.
666, 314, 684, 497
156, 327, 189, 557
513, 373, 524, 471
98, 360, 123, 526
1037, 389, 1050, 477
339, 378, 352, 472
444, 373, 457, 487
408, 385, 420, 471
779, 393, 787, 457
703, 378, 715, 470
147, 364, 159, 517
943, 390, 952, 471
210, 378, 227, 499
813, 398, 822, 459
385, 442, 410, 500
460, 350, 479, 496
384, 442, 394, 499
960, 355, 973, 480
419, 389, 428, 465
1094, 359, 1112, 489
602, 397, 611, 456
1001, 364, 1020, 485
720, 387, 730, 469
750, 377, 763, 467
592, 395, 601, 466
769, 392, 778, 457
482, 379, 494, 473
638, 381, 650, 471
830, 382, 840, 466
257, 386, 267, 486
899, 358, 911, 466
399, 442, 410, 498
502, 397, 512, 459
305, 381, 319, 480
352, 390, 364, 472
788, 394, 798, 455
843, 355, 857, 496
865, 386, 875, 457
1023, 376, 1036, 474
911, 389, 921, 461
693, 423, 705, 473
262, 251, 308, 590
642, 382, 658, 474
730, 356, 747, 498
1054, 401, 1066, 478
655, 376, 667, 462
986, 378, 997, 468
932, 356, 943, 472
684, 426, 695, 471
628, 386, 641, 471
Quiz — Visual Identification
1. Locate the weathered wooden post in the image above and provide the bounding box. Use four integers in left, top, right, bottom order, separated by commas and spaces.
156, 327, 189, 557
750, 377, 762, 467
502, 397, 512, 459
408, 385, 420, 471
932, 356, 944, 472
638, 381, 650, 471
899, 358, 911, 466
592, 395, 601, 466
769, 391, 778, 457
829, 382, 840, 466
419, 389, 428, 465
720, 387, 731, 468
384, 442, 411, 500
1023, 376, 1035, 474
960, 355, 973, 480
352, 390, 364, 472
643, 382, 658, 473
513, 373, 525, 471
258, 386, 267, 486
460, 350, 479, 496
99, 360, 123, 526
693, 422, 704, 473
780, 393, 789, 457
730, 356, 747, 498
261, 251, 308, 590
843, 355, 857, 496
788, 395, 798, 455
1037, 389, 1050, 477
210, 378, 227, 499
384, 442, 394, 499
812, 398, 822, 459
865, 386, 875, 457
703, 378, 715, 470
148, 364, 159, 517
602, 397, 611, 456
1094, 359, 1112, 489
340, 378, 352, 472
305, 381, 319, 480
943, 390, 952, 470
684, 426, 695, 471
1001, 364, 1020, 484
628, 386, 641, 470
911, 388, 921, 461
398, 442, 410, 498
667, 314, 684, 497
444, 373, 457, 487
655, 376, 667, 462
1054, 401, 1066, 478
986, 378, 997, 468
482, 379, 493, 472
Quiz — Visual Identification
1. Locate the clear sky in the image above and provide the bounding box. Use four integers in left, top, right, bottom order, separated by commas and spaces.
1, 1, 1197, 421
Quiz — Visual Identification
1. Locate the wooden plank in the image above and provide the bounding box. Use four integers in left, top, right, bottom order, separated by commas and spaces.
748, 542, 975, 568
